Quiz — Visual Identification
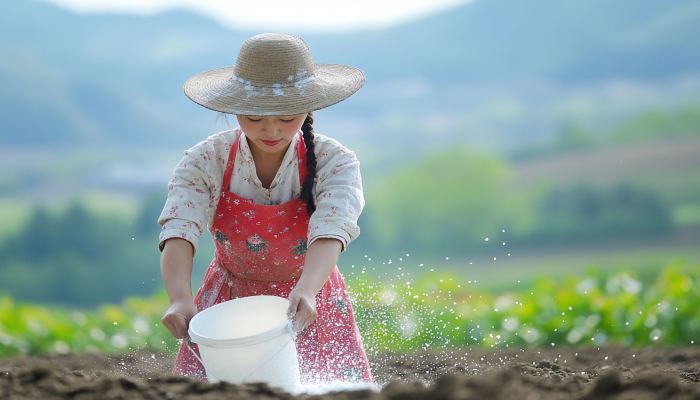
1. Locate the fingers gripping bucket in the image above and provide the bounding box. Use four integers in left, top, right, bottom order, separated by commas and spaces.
187, 295, 300, 391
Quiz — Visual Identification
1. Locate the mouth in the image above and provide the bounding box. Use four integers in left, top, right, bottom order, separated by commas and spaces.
261, 139, 282, 146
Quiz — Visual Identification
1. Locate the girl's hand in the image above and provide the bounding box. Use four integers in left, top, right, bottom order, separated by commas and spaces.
162, 300, 199, 340
287, 288, 318, 332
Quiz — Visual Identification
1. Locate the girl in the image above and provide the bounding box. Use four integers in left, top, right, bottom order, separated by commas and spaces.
157, 33, 372, 383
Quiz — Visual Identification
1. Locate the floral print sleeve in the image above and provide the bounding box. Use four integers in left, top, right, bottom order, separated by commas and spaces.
308, 135, 365, 251
157, 131, 235, 254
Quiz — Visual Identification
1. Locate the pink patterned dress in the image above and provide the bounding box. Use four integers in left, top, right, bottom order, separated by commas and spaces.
172, 133, 372, 384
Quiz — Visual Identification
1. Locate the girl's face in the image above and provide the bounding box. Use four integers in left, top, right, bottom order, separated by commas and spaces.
237, 114, 307, 157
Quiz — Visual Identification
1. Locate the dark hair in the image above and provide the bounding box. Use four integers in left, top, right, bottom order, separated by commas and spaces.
300, 113, 317, 215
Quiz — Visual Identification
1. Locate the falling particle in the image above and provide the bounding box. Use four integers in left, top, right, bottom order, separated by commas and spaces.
605, 356, 608, 360
508, 254, 511, 256
431, 269, 434, 271
470, 262, 473, 264
420, 264, 424, 266
114, 322, 118, 325
368, 258, 371, 261
503, 242, 506, 245
518, 280, 520, 283
551, 343, 555, 346
132, 238, 134, 240
494, 308, 498, 311
654, 336, 659, 340
502, 230, 505, 232
633, 354, 636, 357
446, 257, 449, 260
569, 307, 572, 310
692, 341, 695, 344
485, 238, 489, 241
364, 255, 367, 258
494, 257, 497, 261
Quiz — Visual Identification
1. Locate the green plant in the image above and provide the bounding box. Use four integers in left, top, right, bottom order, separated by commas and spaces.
350, 260, 700, 354
0, 289, 177, 357
2, 261, 700, 358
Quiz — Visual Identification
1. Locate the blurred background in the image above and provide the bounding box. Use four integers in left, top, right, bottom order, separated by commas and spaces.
1, 0, 699, 307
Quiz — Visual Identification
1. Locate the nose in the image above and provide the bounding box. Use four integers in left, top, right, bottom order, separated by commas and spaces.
260, 118, 281, 136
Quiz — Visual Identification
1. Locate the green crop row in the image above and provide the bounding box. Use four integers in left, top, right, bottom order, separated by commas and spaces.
353, 260, 700, 353
0, 290, 176, 357
1, 261, 700, 358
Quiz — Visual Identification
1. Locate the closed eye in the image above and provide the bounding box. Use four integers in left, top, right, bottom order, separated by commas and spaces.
246, 117, 262, 122
280, 118, 295, 123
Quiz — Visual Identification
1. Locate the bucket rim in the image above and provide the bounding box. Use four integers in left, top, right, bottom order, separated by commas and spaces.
188, 296, 293, 348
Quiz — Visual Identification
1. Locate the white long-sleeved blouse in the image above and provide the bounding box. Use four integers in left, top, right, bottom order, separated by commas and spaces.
157, 127, 364, 254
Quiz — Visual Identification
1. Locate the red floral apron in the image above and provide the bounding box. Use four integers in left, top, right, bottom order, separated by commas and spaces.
173, 132, 372, 384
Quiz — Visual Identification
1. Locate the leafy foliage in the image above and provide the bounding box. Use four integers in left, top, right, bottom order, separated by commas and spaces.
353, 261, 700, 353
0, 203, 161, 305
612, 105, 700, 143
0, 290, 175, 357
363, 150, 513, 253
528, 183, 672, 241
2, 262, 700, 358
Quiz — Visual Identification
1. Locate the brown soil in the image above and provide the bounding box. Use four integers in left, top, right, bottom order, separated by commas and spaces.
3, 346, 700, 399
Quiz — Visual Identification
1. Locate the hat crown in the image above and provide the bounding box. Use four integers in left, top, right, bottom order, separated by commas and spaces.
233, 33, 316, 88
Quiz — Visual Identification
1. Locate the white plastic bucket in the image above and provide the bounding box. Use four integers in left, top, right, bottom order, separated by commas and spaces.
187, 295, 300, 391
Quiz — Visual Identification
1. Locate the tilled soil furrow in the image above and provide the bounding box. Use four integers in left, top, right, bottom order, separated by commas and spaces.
3, 347, 700, 399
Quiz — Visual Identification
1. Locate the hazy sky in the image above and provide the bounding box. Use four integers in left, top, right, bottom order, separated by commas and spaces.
38, 0, 474, 32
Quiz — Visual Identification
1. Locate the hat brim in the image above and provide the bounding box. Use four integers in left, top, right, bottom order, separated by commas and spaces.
183, 63, 365, 116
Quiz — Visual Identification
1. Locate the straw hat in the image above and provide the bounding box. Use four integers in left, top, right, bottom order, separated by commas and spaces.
183, 33, 365, 116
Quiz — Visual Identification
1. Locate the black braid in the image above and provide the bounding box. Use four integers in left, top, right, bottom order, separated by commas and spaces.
300, 113, 317, 215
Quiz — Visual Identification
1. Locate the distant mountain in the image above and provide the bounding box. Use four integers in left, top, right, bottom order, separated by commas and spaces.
1, 0, 699, 150
338, 0, 700, 82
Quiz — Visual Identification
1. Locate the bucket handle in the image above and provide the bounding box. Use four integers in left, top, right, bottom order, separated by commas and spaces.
187, 319, 298, 384
185, 340, 224, 383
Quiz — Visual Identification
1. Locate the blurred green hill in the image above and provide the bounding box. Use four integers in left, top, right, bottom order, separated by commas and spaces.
1, 0, 699, 149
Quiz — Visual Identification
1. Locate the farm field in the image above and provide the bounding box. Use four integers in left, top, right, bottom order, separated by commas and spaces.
3, 346, 700, 399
